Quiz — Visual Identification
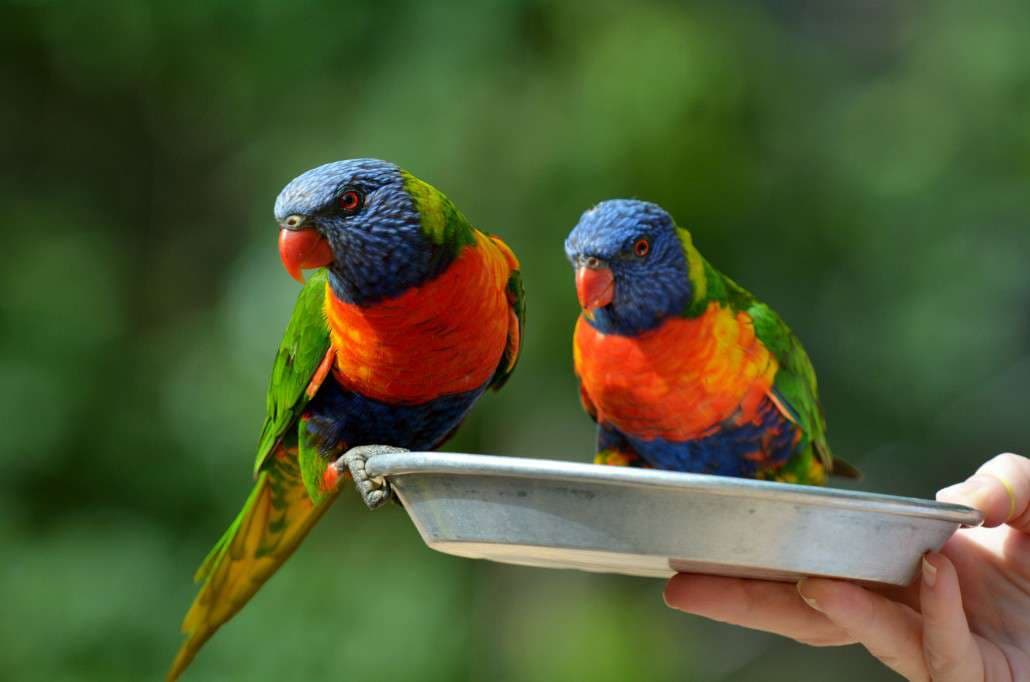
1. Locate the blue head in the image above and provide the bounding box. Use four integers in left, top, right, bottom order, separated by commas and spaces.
274, 158, 452, 305
565, 199, 696, 335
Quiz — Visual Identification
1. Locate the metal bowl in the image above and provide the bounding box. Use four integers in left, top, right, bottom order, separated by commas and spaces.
365, 452, 982, 586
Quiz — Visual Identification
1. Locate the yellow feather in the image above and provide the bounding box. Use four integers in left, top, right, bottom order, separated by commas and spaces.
677, 227, 707, 302
167, 449, 338, 681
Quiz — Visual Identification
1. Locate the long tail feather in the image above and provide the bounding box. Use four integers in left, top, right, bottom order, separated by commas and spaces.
167, 446, 337, 681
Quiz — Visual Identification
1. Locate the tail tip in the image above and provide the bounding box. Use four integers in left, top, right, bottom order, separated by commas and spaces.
831, 457, 863, 480
166, 641, 198, 682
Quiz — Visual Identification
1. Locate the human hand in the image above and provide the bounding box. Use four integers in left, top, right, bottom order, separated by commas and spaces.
663, 453, 1030, 681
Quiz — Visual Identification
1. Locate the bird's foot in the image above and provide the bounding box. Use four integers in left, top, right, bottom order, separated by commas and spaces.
329, 445, 408, 510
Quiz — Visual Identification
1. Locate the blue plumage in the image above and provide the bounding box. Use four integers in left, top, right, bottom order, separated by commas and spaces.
624, 410, 797, 477
275, 158, 452, 305
565, 199, 694, 336
303, 378, 488, 453
597, 403, 798, 476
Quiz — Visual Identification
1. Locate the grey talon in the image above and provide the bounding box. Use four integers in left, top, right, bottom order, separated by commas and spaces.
335, 445, 408, 510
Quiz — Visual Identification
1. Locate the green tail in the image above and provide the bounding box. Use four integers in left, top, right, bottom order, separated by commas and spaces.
167, 447, 337, 681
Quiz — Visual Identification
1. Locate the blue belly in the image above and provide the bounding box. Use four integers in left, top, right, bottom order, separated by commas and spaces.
619, 405, 799, 478
305, 377, 486, 452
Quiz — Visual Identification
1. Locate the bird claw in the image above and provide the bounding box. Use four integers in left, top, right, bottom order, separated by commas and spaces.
332, 445, 408, 510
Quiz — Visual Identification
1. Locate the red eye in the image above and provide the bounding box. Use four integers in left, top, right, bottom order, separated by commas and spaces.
633, 238, 650, 257
338, 189, 363, 214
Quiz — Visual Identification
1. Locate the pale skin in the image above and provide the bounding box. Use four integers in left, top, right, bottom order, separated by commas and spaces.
664, 453, 1030, 681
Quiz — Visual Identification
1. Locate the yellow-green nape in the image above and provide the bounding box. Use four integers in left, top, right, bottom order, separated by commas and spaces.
676, 226, 707, 302
401, 171, 474, 248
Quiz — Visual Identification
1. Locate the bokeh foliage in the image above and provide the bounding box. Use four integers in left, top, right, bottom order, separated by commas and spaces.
3, 1, 1029, 680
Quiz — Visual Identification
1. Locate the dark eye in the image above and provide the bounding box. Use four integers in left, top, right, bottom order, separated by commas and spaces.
337, 189, 363, 215
633, 238, 651, 257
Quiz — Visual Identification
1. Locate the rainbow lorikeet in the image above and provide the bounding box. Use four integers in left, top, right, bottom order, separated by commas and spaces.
167, 159, 524, 680
565, 199, 856, 484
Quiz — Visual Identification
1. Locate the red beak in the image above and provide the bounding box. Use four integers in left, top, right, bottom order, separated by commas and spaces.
575, 265, 615, 310
278, 228, 333, 283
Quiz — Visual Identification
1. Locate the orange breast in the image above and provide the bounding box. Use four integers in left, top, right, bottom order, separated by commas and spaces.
573, 302, 778, 441
326, 232, 512, 404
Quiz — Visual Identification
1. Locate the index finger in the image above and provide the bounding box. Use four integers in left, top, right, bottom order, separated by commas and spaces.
937, 452, 1030, 531
664, 574, 853, 646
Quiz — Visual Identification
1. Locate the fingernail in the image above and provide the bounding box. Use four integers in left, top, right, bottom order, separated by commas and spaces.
922, 556, 937, 588
662, 580, 682, 610
937, 477, 991, 508
797, 578, 823, 612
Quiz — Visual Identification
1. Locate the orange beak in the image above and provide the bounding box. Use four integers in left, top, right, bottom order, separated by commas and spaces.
575, 265, 615, 310
278, 227, 333, 283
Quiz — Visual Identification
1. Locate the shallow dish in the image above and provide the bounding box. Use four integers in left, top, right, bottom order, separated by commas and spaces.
365, 452, 982, 586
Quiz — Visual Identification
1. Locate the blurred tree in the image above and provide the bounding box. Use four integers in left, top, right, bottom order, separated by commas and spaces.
2, 1, 1027, 680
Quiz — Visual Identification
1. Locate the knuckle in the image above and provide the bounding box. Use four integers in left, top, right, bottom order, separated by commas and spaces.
924, 647, 961, 677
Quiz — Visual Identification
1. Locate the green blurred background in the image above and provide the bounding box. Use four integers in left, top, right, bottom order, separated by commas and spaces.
4, 1, 1029, 680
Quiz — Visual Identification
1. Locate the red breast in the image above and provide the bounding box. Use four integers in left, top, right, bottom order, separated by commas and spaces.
325, 232, 512, 404
574, 302, 779, 441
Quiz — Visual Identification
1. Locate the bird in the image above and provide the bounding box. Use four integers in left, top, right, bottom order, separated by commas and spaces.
565, 199, 855, 484
167, 158, 524, 680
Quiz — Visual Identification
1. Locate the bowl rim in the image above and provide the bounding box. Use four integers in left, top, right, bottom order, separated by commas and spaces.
366, 451, 984, 526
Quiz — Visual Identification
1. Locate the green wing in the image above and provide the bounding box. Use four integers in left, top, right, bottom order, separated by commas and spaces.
171, 270, 335, 680
252, 269, 332, 476
746, 300, 832, 465
713, 271, 838, 481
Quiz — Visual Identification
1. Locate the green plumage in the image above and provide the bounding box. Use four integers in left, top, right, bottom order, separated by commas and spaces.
679, 232, 853, 483
169, 272, 337, 681
253, 270, 331, 475
402, 171, 476, 254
